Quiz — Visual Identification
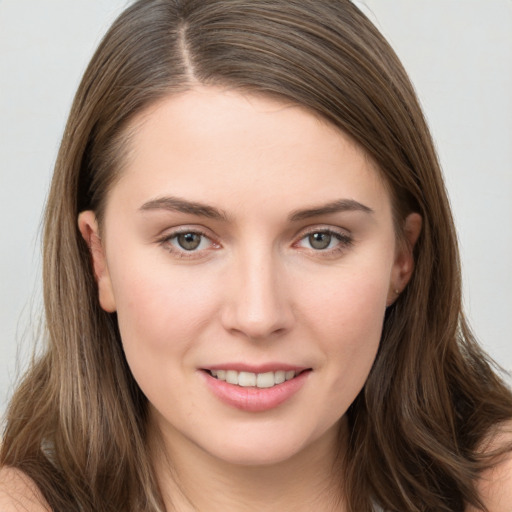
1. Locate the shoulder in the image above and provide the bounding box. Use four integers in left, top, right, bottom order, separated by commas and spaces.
466, 422, 512, 512
0, 467, 51, 512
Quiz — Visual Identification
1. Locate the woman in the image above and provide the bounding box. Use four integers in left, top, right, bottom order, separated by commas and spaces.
1, 1, 511, 510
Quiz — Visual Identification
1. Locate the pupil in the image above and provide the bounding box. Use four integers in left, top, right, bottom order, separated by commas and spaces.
309, 232, 331, 250
178, 233, 201, 250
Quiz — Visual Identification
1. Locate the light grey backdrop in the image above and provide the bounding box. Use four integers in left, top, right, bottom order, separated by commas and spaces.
1, 0, 511, 418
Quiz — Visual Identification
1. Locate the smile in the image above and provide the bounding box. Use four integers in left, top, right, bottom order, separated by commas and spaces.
203, 367, 311, 412
208, 369, 298, 388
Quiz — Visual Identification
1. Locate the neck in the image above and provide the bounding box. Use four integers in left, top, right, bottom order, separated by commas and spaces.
150, 416, 348, 512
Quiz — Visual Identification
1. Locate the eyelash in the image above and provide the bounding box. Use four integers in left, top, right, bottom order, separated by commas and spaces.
157, 228, 219, 259
294, 228, 353, 256
157, 227, 353, 259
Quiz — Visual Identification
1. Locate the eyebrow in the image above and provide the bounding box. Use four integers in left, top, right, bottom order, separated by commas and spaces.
139, 196, 229, 221
139, 196, 373, 223
288, 199, 374, 222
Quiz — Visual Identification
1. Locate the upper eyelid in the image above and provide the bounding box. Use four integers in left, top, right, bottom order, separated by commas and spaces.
155, 224, 352, 247
293, 226, 354, 250
157, 229, 219, 259
156, 228, 218, 250
155, 225, 216, 241
295, 224, 352, 238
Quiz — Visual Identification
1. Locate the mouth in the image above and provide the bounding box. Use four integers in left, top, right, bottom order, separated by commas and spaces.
202, 366, 311, 412
204, 368, 311, 389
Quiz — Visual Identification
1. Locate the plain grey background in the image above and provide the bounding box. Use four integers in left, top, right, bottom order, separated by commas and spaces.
1, 0, 511, 418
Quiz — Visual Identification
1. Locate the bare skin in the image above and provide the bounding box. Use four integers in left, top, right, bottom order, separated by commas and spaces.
79, 87, 420, 510
466, 425, 512, 512
150, 415, 347, 511
0, 467, 51, 512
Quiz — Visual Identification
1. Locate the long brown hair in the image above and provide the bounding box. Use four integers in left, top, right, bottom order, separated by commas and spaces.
2, 1, 511, 511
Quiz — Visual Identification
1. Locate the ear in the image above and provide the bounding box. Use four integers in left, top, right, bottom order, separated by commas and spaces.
387, 213, 422, 306
78, 211, 116, 312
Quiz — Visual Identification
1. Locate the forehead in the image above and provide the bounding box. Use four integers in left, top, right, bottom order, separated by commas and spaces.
107, 86, 392, 221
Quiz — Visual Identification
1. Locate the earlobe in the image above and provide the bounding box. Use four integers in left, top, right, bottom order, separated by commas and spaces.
387, 213, 422, 305
78, 211, 116, 312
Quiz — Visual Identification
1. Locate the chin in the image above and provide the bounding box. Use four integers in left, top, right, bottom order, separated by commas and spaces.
210, 441, 308, 467
201, 421, 338, 468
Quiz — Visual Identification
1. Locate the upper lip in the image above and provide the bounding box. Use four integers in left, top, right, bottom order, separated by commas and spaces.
202, 363, 310, 373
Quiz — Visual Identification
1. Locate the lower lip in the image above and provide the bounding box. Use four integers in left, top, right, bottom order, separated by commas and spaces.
202, 370, 310, 412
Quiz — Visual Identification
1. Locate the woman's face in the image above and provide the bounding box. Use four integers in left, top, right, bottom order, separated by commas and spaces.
80, 87, 418, 467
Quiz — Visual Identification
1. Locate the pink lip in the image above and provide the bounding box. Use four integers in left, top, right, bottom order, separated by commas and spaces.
201, 368, 311, 413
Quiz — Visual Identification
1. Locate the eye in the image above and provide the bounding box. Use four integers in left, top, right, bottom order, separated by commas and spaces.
296, 229, 352, 253
158, 228, 219, 257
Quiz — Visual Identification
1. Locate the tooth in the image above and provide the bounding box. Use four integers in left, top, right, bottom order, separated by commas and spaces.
256, 372, 275, 388
238, 371, 256, 387
211, 369, 298, 387
274, 370, 285, 384
226, 370, 238, 385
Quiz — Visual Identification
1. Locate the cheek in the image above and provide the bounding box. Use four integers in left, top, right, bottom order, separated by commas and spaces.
108, 259, 225, 412
301, 258, 390, 337
299, 261, 390, 409
108, 256, 221, 359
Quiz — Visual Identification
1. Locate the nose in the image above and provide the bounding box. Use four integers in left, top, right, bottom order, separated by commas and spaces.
221, 249, 295, 341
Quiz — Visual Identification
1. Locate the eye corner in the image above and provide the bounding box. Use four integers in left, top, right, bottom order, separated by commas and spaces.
293, 226, 354, 256
156, 227, 222, 260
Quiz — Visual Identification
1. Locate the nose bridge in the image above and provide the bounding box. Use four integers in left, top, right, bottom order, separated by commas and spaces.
223, 241, 293, 339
